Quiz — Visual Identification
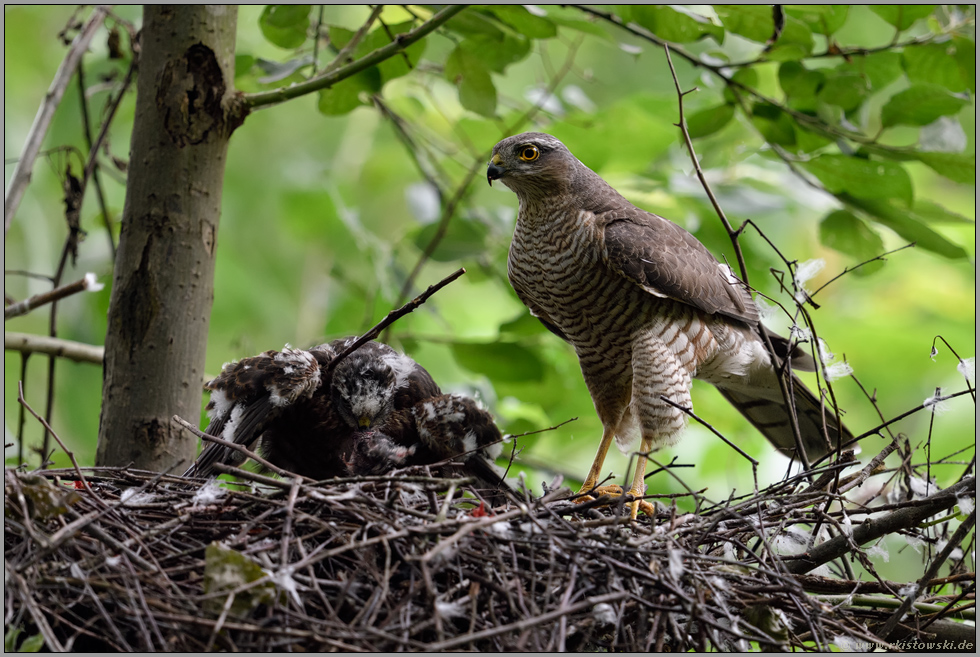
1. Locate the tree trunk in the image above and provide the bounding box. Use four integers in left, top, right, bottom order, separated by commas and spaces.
97, 5, 242, 471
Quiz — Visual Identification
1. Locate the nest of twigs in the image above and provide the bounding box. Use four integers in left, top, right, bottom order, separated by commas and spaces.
4, 454, 975, 652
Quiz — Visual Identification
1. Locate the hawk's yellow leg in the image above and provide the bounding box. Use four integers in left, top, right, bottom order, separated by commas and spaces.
575, 427, 655, 518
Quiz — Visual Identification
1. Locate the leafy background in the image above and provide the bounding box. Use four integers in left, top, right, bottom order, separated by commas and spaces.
5, 4, 975, 566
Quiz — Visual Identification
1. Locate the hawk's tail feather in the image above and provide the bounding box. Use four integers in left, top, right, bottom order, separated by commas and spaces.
716, 374, 852, 464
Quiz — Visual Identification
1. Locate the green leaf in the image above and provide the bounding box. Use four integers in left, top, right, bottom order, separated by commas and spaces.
18, 634, 44, 653
903, 43, 969, 92
952, 36, 975, 93
488, 5, 556, 39
724, 68, 758, 104
819, 209, 885, 275
445, 9, 506, 38
629, 6, 723, 43
259, 5, 311, 49
412, 217, 490, 262
843, 195, 969, 260
784, 5, 849, 35
802, 155, 913, 206
330, 22, 428, 85
686, 104, 735, 139
371, 22, 428, 84
778, 61, 824, 110
817, 72, 867, 112
715, 5, 774, 43
914, 152, 975, 185
853, 51, 903, 92
546, 13, 613, 39
451, 341, 545, 382
869, 5, 935, 30
445, 46, 497, 117
794, 125, 833, 154
911, 200, 975, 225
458, 33, 531, 74
316, 68, 381, 115
751, 102, 796, 146
881, 84, 970, 128
767, 16, 814, 61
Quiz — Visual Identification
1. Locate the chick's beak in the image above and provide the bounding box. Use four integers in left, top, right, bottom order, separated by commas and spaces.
487, 152, 505, 186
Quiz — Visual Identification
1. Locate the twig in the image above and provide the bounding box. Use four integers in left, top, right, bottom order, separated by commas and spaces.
660, 396, 759, 469
16, 381, 97, 501
663, 44, 811, 468
4, 331, 104, 364
836, 439, 898, 495
76, 57, 116, 259
931, 334, 976, 403
171, 414, 315, 483
877, 508, 976, 638
324, 267, 466, 381
81, 53, 138, 192
810, 244, 915, 298
321, 5, 383, 76
4, 273, 103, 320
396, 168, 481, 305
4, 5, 110, 232
9, 570, 67, 652
244, 5, 466, 109
782, 477, 975, 575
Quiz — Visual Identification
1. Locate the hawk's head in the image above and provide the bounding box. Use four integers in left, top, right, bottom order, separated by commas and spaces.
487, 132, 579, 196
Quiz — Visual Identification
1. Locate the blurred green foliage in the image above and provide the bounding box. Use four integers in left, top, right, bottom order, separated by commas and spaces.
4, 5, 975, 537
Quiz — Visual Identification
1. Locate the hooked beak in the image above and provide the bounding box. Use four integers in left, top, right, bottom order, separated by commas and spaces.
358, 416, 372, 430
487, 152, 506, 186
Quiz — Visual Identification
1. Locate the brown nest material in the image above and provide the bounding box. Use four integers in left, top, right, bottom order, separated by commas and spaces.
4, 457, 975, 652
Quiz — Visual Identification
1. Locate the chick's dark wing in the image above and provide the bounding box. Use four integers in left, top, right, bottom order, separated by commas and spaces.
183, 347, 324, 478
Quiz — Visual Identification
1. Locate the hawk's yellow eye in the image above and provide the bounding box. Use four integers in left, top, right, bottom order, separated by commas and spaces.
518, 145, 539, 162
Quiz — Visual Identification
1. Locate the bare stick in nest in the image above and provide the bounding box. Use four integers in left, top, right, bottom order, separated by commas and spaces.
783, 476, 976, 575
323, 266, 465, 381
16, 381, 98, 501
172, 414, 315, 483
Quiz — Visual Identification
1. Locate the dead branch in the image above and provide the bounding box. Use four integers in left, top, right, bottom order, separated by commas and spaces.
4, 5, 110, 233
4, 332, 104, 364
783, 477, 975, 575
5, 273, 103, 320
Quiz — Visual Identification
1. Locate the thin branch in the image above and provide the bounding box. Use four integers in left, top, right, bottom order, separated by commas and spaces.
17, 381, 97, 501
76, 57, 116, 259
878, 508, 976, 639
326, 268, 466, 381
171, 414, 315, 483
810, 244, 916, 298
81, 55, 137, 192
663, 45, 811, 468
243, 5, 466, 109
4, 273, 103, 320
321, 5, 384, 76
782, 477, 975, 575
396, 166, 482, 305
4, 5, 110, 233
4, 332, 104, 365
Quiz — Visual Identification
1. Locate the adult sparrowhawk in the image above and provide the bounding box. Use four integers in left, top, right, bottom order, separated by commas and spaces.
487, 132, 851, 517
